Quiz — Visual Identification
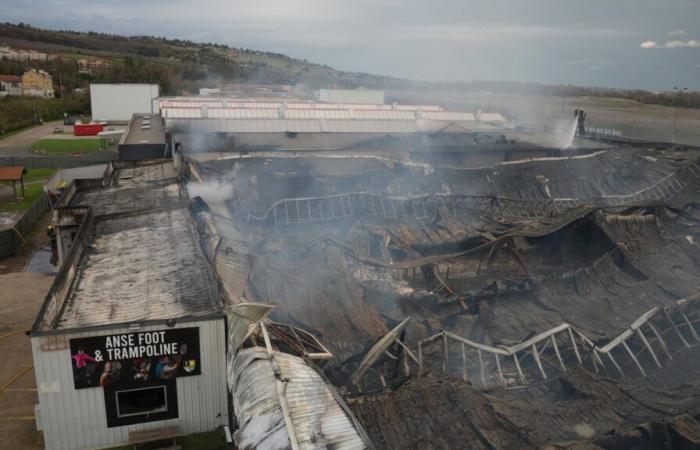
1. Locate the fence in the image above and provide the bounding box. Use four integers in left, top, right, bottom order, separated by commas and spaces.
0, 153, 118, 169
0, 190, 49, 259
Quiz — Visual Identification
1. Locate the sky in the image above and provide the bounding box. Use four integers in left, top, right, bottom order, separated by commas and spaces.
4, 0, 700, 90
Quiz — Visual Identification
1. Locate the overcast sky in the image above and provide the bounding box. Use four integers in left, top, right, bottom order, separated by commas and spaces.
5, 0, 700, 90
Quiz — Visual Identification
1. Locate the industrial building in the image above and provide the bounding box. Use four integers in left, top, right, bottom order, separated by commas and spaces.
117, 114, 167, 160
90, 84, 160, 122
317, 88, 385, 104
29, 93, 700, 449
30, 162, 228, 449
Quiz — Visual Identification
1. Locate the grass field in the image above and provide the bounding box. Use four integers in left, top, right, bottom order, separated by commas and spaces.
23, 168, 56, 182
31, 138, 103, 155
0, 183, 44, 212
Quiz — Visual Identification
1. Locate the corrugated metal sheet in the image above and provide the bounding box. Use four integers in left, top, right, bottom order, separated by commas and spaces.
158, 97, 445, 112
422, 111, 476, 121
323, 120, 418, 133
32, 319, 228, 450
229, 347, 367, 450
480, 112, 507, 122
208, 108, 278, 119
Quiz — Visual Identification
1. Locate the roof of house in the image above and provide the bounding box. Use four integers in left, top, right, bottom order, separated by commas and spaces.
0, 75, 21, 83
0, 166, 25, 181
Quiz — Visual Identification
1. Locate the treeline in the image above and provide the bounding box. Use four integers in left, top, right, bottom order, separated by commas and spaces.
424, 80, 700, 109
0, 94, 89, 133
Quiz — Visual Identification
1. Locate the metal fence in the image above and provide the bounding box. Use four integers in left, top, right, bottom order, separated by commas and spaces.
0, 153, 118, 169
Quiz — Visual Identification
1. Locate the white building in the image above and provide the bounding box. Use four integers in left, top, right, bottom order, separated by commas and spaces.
31, 161, 228, 450
90, 84, 160, 122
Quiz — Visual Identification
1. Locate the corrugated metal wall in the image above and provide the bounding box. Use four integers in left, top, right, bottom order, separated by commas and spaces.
31, 318, 228, 450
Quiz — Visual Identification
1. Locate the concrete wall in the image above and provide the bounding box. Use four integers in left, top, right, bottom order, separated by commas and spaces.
90, 84, 160, 122
45, 165, 108, 191
318, 89, 385, 104
0, 191, 48, 259
32, 318, 228, 450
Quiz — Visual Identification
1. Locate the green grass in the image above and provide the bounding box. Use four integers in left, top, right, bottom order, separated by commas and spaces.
31, 138, 103, 155
0, 183, 44, 212
23, 168, 56, 182
104, 428, 227, 450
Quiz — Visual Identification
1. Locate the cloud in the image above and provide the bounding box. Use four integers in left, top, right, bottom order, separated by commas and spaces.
667, 30, 688, 36
641, 39, 700, 49
666, 40, 700, 48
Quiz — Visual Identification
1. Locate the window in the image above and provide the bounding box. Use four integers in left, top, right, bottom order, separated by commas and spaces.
116, 386, 167, 418
104, 379, 178, 427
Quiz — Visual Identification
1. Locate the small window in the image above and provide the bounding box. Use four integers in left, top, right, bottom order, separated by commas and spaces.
116, 386, 167, 418
104, 379, 178, 427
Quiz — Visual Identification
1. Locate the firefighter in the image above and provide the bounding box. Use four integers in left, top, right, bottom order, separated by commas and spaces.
57, 181, 68, 198
47, 224, 58, 266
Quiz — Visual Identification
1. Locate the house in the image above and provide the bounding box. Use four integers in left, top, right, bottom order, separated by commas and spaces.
0, 75, 22, 97
0, 45, 50, 61
77, 57, 113, 75
21, 69, 54, 97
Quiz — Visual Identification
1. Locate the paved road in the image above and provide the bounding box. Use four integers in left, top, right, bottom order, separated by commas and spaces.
0, 122, 114, 156
0, 271, 53, 450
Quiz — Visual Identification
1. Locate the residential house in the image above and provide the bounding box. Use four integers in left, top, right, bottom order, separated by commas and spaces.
77, 57, 113, 75
0, 75, 22, 97
21, 69, 54, 97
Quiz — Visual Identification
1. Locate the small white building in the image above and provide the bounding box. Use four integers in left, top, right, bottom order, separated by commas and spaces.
31, 161, 228, 450
90, 84, 160, 122
0, 75, 22, 97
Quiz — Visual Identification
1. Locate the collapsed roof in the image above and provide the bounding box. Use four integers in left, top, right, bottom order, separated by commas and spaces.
188, 140, 700, 448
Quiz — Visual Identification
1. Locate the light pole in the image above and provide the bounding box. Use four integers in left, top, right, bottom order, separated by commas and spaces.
671, 86, 687, 144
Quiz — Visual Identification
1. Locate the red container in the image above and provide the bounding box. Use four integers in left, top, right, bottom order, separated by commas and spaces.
73, 123, 104, 136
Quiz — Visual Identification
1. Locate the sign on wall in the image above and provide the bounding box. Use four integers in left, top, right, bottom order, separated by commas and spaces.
69, 327, 201, 389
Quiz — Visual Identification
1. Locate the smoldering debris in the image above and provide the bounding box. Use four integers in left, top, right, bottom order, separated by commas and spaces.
187, 139, 700, 449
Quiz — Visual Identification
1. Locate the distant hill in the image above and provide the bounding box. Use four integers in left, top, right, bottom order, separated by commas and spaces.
0, 22, 697, 109
0, 22, 413, 95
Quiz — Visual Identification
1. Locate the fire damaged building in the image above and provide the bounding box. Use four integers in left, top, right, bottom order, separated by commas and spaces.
30, 162, 229, 449
176, 95, 700, 448
29, 96, 700, 449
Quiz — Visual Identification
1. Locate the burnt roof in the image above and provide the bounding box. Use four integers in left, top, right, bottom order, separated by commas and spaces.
32, 161, 220, 333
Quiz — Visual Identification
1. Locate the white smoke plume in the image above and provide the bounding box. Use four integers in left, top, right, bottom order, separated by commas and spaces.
187, 180, 234, 204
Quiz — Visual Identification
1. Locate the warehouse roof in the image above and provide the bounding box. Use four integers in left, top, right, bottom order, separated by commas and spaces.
32, 161, 220, 333
57, 208, 218, 329
119, 113, 166, 146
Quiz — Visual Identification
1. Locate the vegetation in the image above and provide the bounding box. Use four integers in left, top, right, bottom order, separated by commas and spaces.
0, 183, 44, 212
23, 168, 56, 182
31, 138, 102, 154
104, 428, 227, 450
0, 94, 89, 134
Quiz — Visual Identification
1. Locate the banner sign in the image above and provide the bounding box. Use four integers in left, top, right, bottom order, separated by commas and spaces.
69, 327, 201, 389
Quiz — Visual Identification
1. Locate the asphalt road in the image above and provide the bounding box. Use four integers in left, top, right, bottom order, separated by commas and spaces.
0, 121, 107, 156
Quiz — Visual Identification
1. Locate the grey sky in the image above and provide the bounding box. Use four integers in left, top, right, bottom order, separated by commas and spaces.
5, 0, 700, 90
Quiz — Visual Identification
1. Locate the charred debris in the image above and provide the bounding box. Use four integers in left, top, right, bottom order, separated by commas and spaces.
178, 128, 700, 449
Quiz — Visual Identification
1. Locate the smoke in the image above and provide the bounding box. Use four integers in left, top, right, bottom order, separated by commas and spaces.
186, 179, 234, 204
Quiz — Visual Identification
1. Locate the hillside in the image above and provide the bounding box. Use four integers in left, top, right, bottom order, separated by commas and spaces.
0, 22, 411, 95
